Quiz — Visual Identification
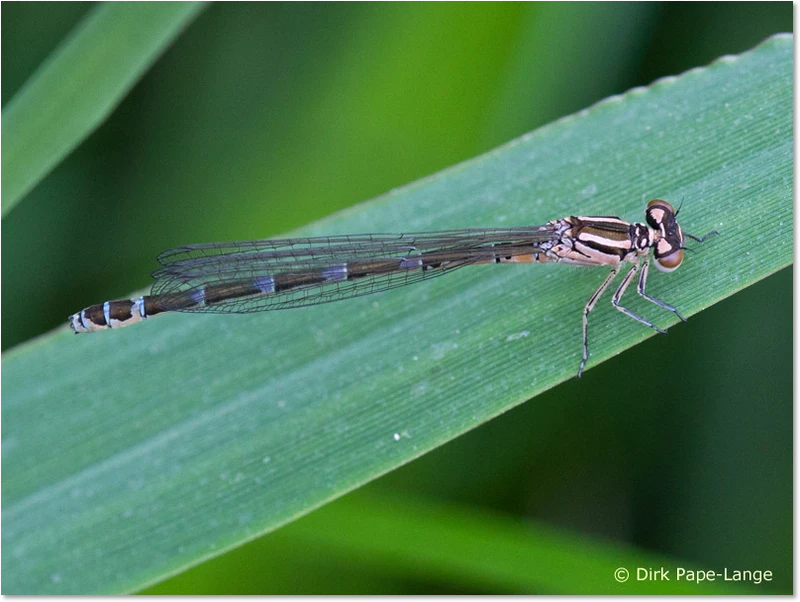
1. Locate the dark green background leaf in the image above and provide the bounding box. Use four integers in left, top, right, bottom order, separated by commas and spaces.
1, 2, 206, 215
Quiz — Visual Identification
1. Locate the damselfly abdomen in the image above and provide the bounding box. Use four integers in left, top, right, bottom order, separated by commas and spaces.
69, 200, 716, 377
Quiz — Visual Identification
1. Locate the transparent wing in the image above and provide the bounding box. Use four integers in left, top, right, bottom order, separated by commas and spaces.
151, 227, 555, 313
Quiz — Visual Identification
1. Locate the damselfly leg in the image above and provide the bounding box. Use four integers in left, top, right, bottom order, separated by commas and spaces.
579, 267, 619, 378
635, 259, 686, 322
611, 260, 669, 335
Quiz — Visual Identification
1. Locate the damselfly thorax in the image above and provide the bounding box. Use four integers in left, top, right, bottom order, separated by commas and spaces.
69, 200, 717, 377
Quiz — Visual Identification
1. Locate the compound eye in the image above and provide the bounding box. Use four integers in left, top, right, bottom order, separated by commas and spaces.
645, 199, 676, 228
646, 199, 676, 213
654, 249, 683, 273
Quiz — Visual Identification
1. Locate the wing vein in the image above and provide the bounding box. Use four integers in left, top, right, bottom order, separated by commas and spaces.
151, 227, 555, 313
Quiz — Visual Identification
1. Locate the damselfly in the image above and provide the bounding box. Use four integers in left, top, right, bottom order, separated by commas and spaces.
69, 199, 717, 376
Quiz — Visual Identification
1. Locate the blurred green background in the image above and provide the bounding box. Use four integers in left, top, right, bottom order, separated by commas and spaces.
2, 2, 791, 594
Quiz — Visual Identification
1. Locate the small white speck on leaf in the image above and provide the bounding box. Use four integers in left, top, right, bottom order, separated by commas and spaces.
505, 330, 530, 342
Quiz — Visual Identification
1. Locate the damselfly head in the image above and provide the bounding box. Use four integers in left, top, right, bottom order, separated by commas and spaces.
645, 199, 685, 273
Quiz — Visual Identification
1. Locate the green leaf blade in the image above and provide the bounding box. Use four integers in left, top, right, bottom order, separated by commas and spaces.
2, 34, 792, 593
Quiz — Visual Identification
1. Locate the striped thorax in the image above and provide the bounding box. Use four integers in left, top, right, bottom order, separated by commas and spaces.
542, 199, 687, 270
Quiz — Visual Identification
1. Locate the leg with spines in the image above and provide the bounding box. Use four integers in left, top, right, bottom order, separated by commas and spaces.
578, 267, 619, 378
